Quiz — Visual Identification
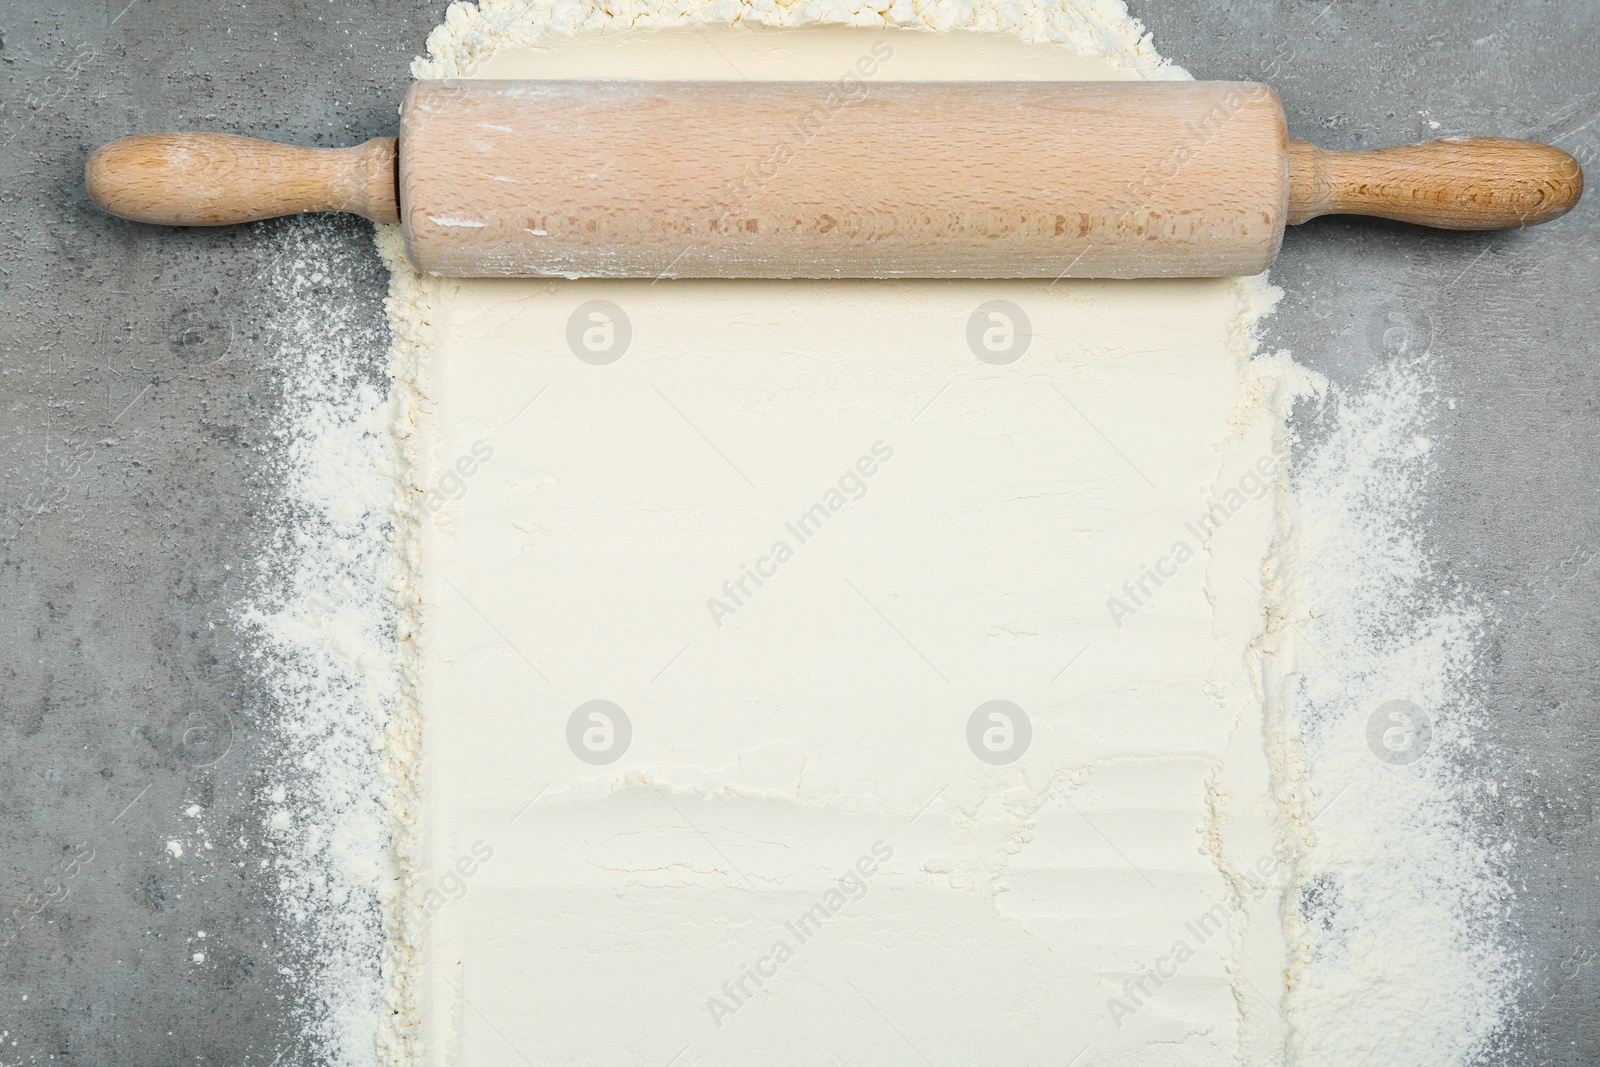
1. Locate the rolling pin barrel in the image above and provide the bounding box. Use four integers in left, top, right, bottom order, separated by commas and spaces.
84, 80, 1582, 279
400, 79, 1291, 279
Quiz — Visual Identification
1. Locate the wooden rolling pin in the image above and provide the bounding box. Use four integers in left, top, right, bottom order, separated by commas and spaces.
86, 80, 1582, 279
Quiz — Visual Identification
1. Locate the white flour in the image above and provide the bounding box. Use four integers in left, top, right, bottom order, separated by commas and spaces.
240, 3, 1514, 1065
242, 219, 421, 1066
1265, 352, 1513, 1065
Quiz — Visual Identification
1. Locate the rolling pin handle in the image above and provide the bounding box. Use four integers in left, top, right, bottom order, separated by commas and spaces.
1288, 137, 1583, 230
86, 133, 400, 227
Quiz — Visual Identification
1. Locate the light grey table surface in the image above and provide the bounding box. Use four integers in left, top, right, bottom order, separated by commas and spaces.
1, 1, 1594, 1063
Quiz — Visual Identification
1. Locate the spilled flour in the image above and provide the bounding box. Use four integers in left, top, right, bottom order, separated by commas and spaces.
1266, 353, 1513, 1065
242, 219, 422, 1065
240, 2, 1513, 1065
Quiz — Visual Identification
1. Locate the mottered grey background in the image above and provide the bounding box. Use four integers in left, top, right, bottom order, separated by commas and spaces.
0, 1, 1594, 1063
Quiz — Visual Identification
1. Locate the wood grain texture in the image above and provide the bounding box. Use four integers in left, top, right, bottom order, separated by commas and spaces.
1287, 137, 1583, 229
86, 134, 399, 226
399, 79, 1290, 279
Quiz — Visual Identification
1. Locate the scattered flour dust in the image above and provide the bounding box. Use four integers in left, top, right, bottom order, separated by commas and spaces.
238, 3, 1513, 1066
242, 217, 422, 1067
1265, 352, 1514, 1066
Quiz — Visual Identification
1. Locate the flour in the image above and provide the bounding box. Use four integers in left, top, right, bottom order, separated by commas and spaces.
238, 3, 1515, 1066
241, 219, 419, 1066
412, 0, 1178, 80
1265, 353, 1513, 1065
403, 9, 1290, 1067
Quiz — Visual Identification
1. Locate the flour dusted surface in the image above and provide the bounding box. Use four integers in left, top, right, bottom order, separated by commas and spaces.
241, 3, 1517, 1065
405, 13, 1288, 1067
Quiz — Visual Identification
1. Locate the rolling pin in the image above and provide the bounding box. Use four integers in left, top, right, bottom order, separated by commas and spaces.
86, 80, 1582, 279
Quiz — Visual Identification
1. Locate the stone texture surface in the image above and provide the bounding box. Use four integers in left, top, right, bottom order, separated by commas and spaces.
0, 1, 1593, 1063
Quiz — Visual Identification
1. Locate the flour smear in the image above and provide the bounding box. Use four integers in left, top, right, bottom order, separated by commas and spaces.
240, 2, 1514, 1064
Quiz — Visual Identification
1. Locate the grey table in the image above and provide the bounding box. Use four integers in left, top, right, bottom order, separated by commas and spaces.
1, 1, 1594, 1063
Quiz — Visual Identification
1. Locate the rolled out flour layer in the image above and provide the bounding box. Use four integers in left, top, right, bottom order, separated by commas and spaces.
404, 21, 1289, 1067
